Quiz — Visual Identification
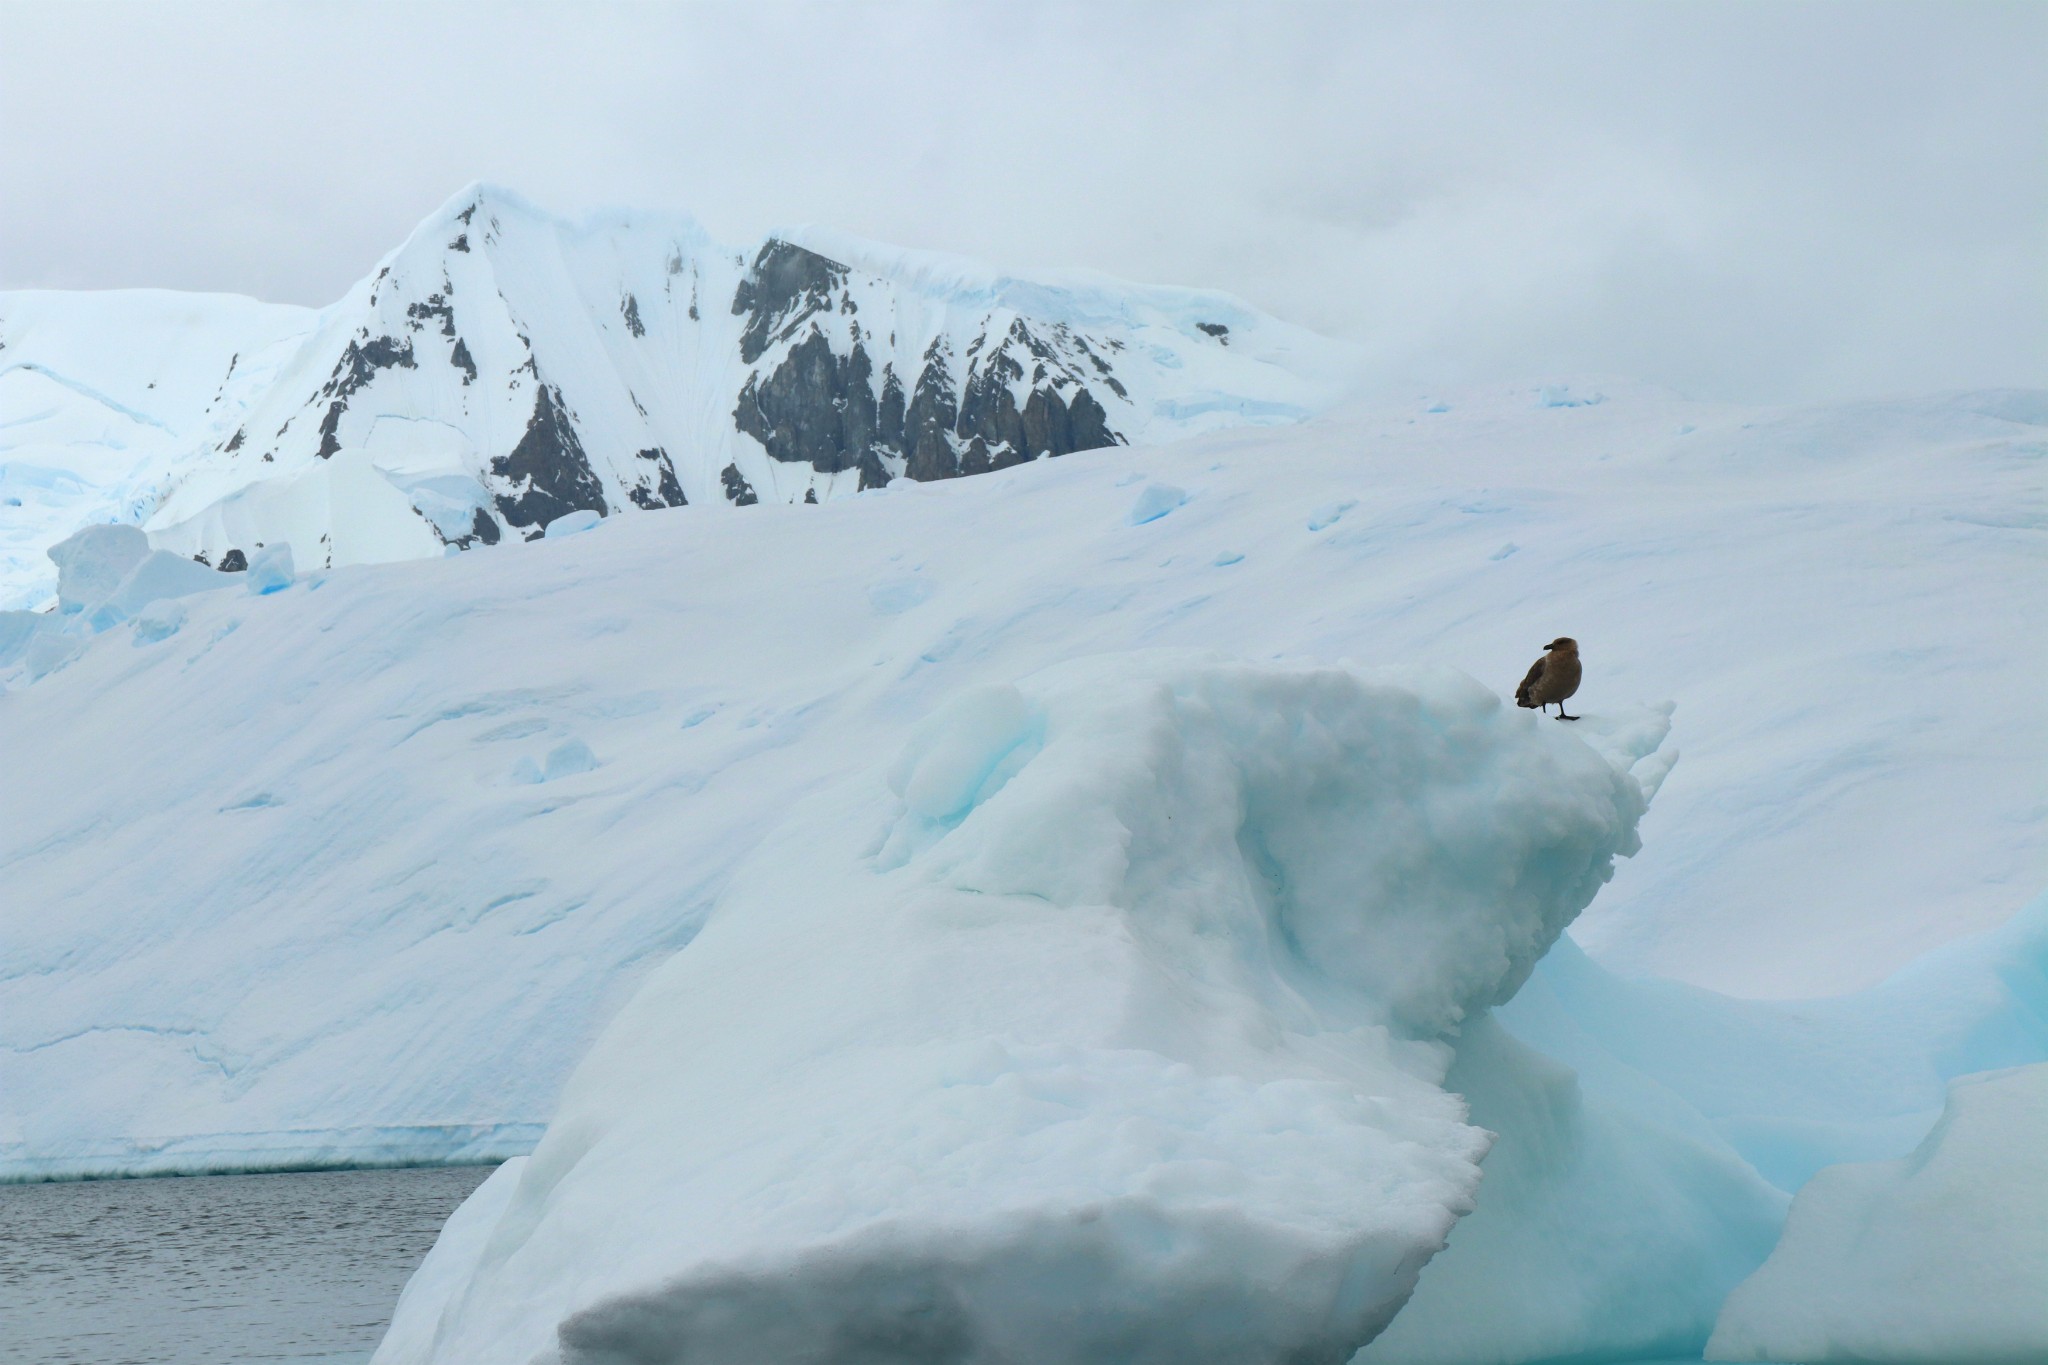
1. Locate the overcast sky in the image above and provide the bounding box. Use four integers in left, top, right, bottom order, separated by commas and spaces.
4, 1, 2042, 402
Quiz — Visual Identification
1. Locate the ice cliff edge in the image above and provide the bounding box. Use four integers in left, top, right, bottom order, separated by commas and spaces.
376, 653, 1666, 1365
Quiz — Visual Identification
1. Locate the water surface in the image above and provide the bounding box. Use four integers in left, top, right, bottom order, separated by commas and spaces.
1, 1164, 494, 1365
1, 1170, 1777, 1365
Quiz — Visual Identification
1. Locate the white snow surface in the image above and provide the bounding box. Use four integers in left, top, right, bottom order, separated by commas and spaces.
1, 382, 2044, 1361
0, 288, 315, 610
2, 382, 2042, 1184
368, 653, 1653, 1365
1706, 1061, 2048, 1364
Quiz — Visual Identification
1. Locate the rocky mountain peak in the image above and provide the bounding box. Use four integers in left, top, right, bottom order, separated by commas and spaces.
107, 192, 1358, 576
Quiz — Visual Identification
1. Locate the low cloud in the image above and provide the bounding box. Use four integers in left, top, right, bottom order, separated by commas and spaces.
4, 0, 2041, 402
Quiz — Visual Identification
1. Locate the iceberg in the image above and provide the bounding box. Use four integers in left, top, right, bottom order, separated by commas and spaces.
0, 525, 237, 679
244, 542, 296, 595
543, 509, 605, 540
1366, 889, 2048, 1364
2, 381, 2042, 1363
1357, 1013, 1786, 1365
373, 654, 1658, 1365
1499, 889, 2048, 1194
48, 523, 151, 614
87, 549, 227, 630
1707, 1061, 2048, 1364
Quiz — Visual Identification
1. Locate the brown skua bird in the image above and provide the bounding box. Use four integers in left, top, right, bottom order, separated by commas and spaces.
1516, 637, 1582, 720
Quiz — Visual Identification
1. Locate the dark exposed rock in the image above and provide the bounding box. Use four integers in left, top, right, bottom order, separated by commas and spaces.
223, 428, 244, 453
219, 549, 248, 573
450, 234, 470, 253
450, 338, 477, 385
1197, 322, 1230, 343
720, 463, 759, 507
407, 296, 458, 338
803, 487, 818, 504
856, 447, 892, 491
628, 448, 686, 509
731, 309, 1121, 490
487, 383, 609, 533
456, 202, 477, 225
317, 332, 419, 455
732, 240, 850, 365
621, 293, 645, 337
191, 551, 211, 567
900, 343, 962, 482
323, 335, 417, 401
436, 507, 501, 550
316, 402, 346, 461
734, 329, 885, 476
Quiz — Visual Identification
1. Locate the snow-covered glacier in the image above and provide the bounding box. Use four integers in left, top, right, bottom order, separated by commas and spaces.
0, 287, 313, 609
0, 185, 1357, 609
369, 653, 1658, 1365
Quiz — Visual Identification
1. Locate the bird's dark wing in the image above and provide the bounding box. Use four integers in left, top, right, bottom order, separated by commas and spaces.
1515, 657, 1546, 705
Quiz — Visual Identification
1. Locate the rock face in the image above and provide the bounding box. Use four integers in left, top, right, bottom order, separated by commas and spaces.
729, 243, 1125, 490
108, 185, 1357, 575
489, 384, 609, 532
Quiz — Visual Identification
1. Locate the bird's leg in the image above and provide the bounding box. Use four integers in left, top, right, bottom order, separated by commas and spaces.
1556, 705, 1578, 721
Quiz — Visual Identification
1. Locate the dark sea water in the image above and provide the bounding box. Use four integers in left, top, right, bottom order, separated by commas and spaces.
0, 1167, 1747, 1365
0, 1165, 495, 1365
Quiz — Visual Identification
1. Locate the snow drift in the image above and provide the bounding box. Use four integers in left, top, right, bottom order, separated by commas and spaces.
371, 654, 1658, 1365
